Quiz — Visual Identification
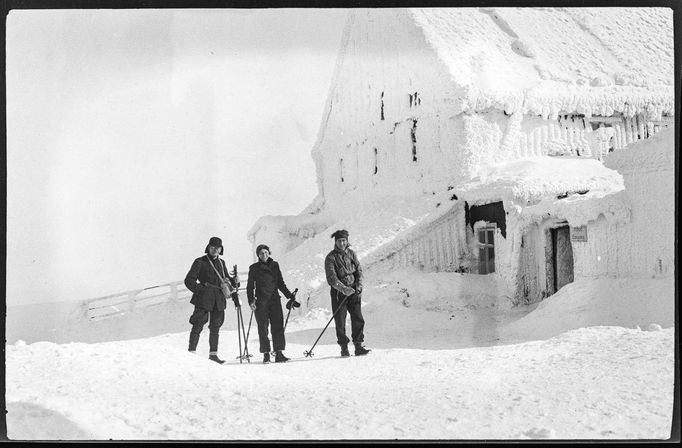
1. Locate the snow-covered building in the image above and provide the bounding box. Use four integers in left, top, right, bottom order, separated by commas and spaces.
248, 8, 674, 305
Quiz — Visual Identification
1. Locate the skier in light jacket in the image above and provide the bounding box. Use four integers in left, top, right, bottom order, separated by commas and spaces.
324, 229, 371, 357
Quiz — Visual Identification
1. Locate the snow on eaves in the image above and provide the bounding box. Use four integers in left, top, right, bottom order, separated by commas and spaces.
454, 156, 630, 227
461, 83, 674, 120
410, 7, 673, 118
517, 190, 631, 227
457, 156, 625, 205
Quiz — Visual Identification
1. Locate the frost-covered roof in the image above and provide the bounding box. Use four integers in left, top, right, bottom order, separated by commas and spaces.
410, 7, 674, 118
604, 127, 675, 172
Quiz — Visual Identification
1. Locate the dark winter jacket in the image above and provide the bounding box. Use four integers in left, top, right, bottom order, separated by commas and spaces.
185, 255, 237, 311
325, 247, 363, 295
246, 258, 294, 305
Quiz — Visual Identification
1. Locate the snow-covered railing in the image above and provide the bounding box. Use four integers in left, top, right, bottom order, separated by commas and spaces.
82, 273, 248, 321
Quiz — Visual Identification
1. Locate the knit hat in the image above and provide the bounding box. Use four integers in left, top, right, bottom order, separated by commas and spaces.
256, 244, 271, 256
204, 237, 224, 255
331, 229, 349, 240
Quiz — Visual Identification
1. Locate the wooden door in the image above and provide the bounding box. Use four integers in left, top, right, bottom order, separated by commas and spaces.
552, 226, 574, 292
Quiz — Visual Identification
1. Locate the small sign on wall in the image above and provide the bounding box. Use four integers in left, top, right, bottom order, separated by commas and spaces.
571, 225, 588, 242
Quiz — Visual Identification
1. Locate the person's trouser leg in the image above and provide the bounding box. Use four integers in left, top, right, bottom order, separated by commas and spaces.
271, 298, 286, 351
255, 301, 271, 353
208, 309, 225, 353
346, 294, 365, 345
330, 289, 350, 346
188, 308, 209, 351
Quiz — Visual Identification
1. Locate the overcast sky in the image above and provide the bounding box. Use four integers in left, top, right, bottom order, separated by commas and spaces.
6, 8, 347, 305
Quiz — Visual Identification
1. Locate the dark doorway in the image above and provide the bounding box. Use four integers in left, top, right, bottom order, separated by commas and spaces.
551, 226, 574, 293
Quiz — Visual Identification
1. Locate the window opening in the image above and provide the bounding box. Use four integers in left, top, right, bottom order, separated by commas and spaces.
408, 91, 420, 108
380, 92, 384, 121
478, 226, 496, 274
373, 148, 378, 175
411, 119, 418, 162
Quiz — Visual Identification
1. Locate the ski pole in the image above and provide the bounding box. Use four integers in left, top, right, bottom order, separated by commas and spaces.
245, 309, 254, 343
237, 302, 252, 362
235, 302, 243, 363
303, 291, 351, 358
283, 288, 300, 333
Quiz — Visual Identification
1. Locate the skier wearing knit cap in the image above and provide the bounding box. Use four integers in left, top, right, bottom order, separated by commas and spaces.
324, 230, 371, 357
246, 244, 296, 363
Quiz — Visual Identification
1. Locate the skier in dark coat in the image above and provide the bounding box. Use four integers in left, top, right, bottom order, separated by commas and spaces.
246, 244, 296, 363
185, 236, 240, 364
324, 229, 370, 357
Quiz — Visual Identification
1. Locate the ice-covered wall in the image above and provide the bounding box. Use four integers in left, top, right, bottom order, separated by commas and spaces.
585, 128, 675, 277
311, 9, 468, 218
510, 128, 674, 301
370, 206, 466, 273
516, 113, 671, 160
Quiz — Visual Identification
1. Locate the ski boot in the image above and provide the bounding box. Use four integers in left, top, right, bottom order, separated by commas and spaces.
263, 352, 271, 364
354, 343, 371, 356
208, 354, 226, 364
275, 351, 290, 363
340, 344, 350, 357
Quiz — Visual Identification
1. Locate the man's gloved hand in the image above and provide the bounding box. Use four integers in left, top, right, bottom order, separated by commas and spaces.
355, 284, 363, 294
249, 302, 257, 312
231, 292, 240, 307
342, 286, 355, 297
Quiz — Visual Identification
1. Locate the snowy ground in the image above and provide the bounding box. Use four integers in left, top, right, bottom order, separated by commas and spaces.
5, 272, 675, 440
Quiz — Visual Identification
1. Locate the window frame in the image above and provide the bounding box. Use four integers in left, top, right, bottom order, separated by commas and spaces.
477, 224, 496, 275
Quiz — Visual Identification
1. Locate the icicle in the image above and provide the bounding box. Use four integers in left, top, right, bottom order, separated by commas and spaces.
541, 123, 549, 144
567, 117, 575, 150
636, 114, 645, 141
551, 118, 561, 140
613, 121, 622, 150
519, 133, 527, 157
630, 114, 638, 142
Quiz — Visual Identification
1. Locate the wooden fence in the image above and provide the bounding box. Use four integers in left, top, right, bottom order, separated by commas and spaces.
82, 273, 249, 321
